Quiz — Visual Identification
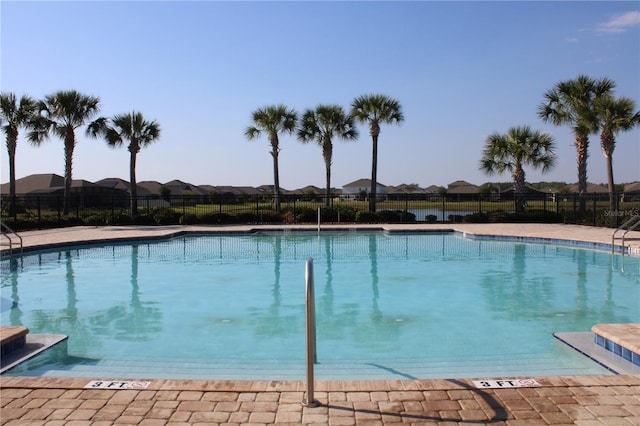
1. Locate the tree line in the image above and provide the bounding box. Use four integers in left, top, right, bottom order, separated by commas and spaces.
2, 75, 639, 221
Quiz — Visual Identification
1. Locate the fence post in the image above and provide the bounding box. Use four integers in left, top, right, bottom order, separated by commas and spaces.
37, 196, 41, 228
256, 195, 259, 223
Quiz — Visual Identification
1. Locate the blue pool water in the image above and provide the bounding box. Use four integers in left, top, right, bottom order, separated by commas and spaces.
1, 231, 639, 380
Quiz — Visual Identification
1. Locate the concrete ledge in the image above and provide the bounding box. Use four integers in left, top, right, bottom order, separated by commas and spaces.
0, 326, 29, 356
0, 334, 68, 374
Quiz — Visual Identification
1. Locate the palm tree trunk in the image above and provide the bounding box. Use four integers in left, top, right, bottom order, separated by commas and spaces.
323, 138, 332, 208
63, 127, 76, 216
575, 134, 589, 216
512, 165, 527, 213
7, 134, 17, 217
129, 149, 138, 216
270, 136, 281, 213
369, 124, 380, 213
601, 130, 616, 213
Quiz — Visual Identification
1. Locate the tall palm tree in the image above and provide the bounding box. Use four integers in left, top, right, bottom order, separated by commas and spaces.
297, 105, 358, 206
245, 105, 297, 213
480, 125, 556, 213
0, 92, 36, 216
28, 90, 102, 215
538, 75, 614, 215
350, 94, 404, 212
595, 95, 640, 212
88, 111, 161, 216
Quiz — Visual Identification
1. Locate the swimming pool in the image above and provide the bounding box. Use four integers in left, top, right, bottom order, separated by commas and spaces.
1, 231, 639, 380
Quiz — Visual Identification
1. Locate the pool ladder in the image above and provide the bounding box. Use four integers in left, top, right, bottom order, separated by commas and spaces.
0, 221, 23, 257
611, 214, 640, 255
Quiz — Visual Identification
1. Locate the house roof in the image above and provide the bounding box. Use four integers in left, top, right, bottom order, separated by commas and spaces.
448, 181, 479, 194
0, 173, 65, 194
343, 179, 386, 188
500, 184, 546, 195
137, 181, 164, 195
448, 180, 475, 189
387, 184, 428, 194
566, 183, 609, 193
94, 178, 153, 195
624, 182, 640, 193
163, 180, 208, 196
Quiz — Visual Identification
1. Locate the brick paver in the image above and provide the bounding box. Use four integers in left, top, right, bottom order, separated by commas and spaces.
1, 375, 639, 425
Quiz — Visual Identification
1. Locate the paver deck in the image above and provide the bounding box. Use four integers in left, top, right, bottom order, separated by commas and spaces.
1, 224, 640, 425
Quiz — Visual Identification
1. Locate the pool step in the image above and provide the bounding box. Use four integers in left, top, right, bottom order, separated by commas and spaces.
592, 323, 640, 367
6, 348, 609, 381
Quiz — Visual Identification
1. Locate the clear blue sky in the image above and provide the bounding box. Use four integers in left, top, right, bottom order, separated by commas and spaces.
2, 1, 639, 189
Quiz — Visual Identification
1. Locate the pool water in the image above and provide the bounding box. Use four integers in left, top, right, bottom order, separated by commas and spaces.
1, 231, 639, 380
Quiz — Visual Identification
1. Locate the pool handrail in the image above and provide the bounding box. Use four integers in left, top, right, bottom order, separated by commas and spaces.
0, 221, 23, 257
612, 214, 640, 255
302, 257, 319, 407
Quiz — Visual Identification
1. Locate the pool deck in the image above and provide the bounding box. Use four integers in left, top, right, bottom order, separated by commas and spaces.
1, 223, 640, 425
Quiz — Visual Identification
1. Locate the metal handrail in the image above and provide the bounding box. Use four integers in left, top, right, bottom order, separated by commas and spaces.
0, 221, 23, 256
611, 214, 640, 255
302, 257, 319, 407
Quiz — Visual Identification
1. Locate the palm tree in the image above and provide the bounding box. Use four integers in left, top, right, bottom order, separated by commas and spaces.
87, 111, 161, 216
297, 105, 358, 206
538, 75, 614, 215
245, 105, 297, 213
595, 95, 640, 212
0, 92, 36, 216
480, 125, 556, 213
350, 94, 404, 212
28, 90, 102, 215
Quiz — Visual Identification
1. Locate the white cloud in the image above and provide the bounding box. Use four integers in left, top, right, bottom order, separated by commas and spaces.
596, 10, 640, 33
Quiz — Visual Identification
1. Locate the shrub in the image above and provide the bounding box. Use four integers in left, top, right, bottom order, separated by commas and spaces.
331, 205, 358, 222
377, 210, 416, 223
235, 212, 258, 223
131, 214, 156, 225
291, 207, 316, 223
355, 211, 379, 223
448, 214, 464, 223
463, 212, 489, 223
152, 208, 181, 225
83, 215, 107, 226
425, 214, 438, 223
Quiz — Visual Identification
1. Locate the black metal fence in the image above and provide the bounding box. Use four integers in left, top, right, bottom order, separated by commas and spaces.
2, 192, 638, 230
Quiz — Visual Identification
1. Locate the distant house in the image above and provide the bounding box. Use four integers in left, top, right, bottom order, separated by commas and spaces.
623, 182, 640, 201
137, 181, 164, 196
387, 183, 430, 200
0, 174, 129, 209
500, 184, 547, 197
201, 186, 264, 204
163, 180, 208, 197
447, 180, 478, 201
566, 183, 609, 194
0, 173, 64, 194
342, 179, 387, 199
94, 178, 153, 196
